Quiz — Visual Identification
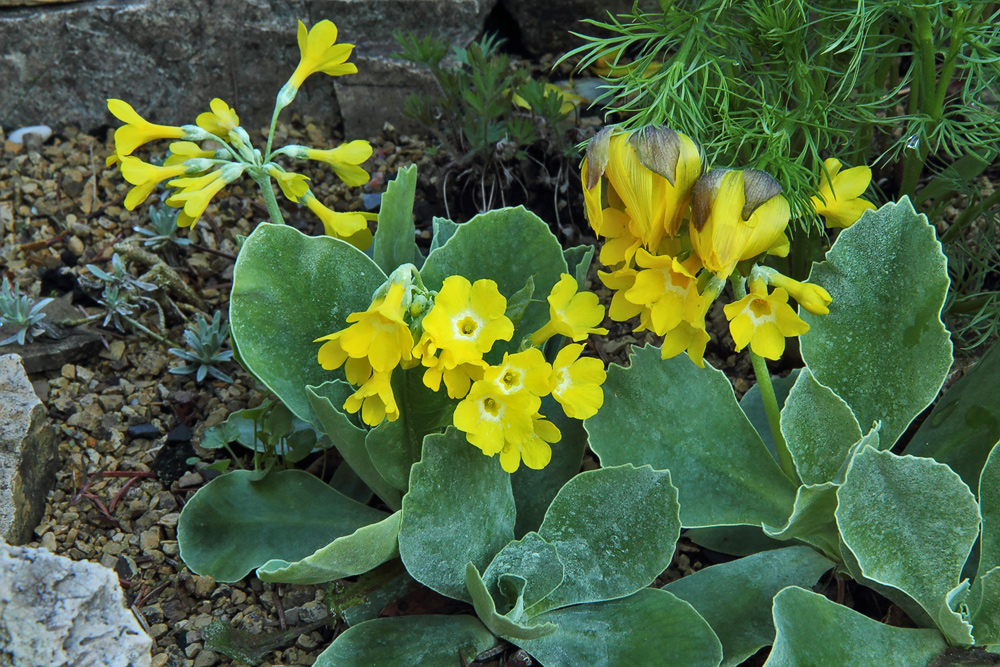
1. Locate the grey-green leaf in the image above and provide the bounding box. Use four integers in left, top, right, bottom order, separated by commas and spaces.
482, 532, 565, 614
972, 567, 1000, 645
534, 464, 680, 612
586, 345, 797, 528
799, 197, 953, 449
466, 563, 559, 641
780, 369, 863, 485
256, 512, 401, 585
429, 216, 459, 253
230, 223, 386, 422
664, 546, 834, 667
315, 615, 497, 667
398, 427, 515, 602
514, 588, 724, 667
763, 483, 841, 560
837, 446, 980, 645
764, 586, 948, 667
178, 470, 388, 582
980, 443, 1000, 576
373, 164, 422, 273
564, 244, 595, 287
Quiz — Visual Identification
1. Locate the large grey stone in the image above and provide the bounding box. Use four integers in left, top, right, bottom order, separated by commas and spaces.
502, 0, 642, 56
0, 355, 58, 546
1, 0, 495, 139
0, 541, 152, 667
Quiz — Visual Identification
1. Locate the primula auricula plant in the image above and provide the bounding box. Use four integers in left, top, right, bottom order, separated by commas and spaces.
107, 20, 376, 247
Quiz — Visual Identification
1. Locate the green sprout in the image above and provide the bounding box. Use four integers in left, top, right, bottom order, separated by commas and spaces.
168, 311, 234, 383
0, 277, 54, 346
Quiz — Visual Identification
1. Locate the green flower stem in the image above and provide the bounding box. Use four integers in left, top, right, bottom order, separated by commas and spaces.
264, 104, 283, 161
253, 173, 285, 225
123, 315, 173, 346
732, 277, 799, 483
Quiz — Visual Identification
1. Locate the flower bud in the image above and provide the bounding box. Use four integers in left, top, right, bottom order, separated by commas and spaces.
762, 269, 833, 315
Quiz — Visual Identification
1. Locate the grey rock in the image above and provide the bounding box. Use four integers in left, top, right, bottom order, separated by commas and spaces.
0, 293, 103, 374
0, 541, 152, 667
2, 0, 494, 138
502, 0, 643, 55
0, 354, 58, 545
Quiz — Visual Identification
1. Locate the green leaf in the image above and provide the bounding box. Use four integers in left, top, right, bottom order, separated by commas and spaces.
586, 345, 797, 528
514, 588, 723, 667
780, 369, 863, 485
373, 165, 422, 273
685, 526, 785, 557
307, 383, 401, 510
799, 197, 953, 449
420, 206, 568, 351
741, 369, 799, 461
178, 470, 388, 582
340, 568, 419, 627
980, 443, 1000, 576
504, 276, 535, 329
762, 483, 841, 560
664, 546, 833, 667
364, 367, 455, 492
428, 216, 458, 253
905, 342, 1000, 493
971, 567, 1000, 645
837, 447, 980, 644
510, 396, 587, 538
316, 615, 497, 667
398, 427, 515, 601
230, 223, 386, 422
534, 464, 680, 612
256, 512, 401, 585
764, 587, 948, 667
481, 532, 565, 614
466, 563, 559, 640
564, 244, 595, 287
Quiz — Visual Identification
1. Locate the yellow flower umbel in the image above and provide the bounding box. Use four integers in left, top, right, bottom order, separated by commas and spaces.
107, 99, 202, 160
550, 344, 605, 419
278, 20, 357, 108
531, 274, 609, 345
724, 276, 809, 360
689, 169, 790, 279
810, 157, 876, 229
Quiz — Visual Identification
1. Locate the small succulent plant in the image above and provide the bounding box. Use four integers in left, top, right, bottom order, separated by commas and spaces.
133, 205, 192, 251
169, 311, 234, 383
0, 277, 54, 346
86, 253, 162, 334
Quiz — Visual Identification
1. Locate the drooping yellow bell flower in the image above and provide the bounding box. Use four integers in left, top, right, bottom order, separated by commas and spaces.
284, 20, 357, 93
531, 274, 608, 345
724, 277, 809, 360
108, 99, 193, 157
623, 249, 703, 336
299, 140, 373, 187
511, 82, 585, 116
301, 191, 375, 250
689, 169, 790, 278
810, 157, 876, 228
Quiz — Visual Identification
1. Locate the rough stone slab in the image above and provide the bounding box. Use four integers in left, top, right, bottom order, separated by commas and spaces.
0, 329, 104, 374
0, 354, 58, 545
334, 55, 438, 138
502, 0, 646, 56
1, 0, 495, 138
0, 541, 152, 667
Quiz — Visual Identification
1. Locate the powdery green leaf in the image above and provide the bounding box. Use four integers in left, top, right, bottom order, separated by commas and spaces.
586, 345, 797, 528
514, 588, 723, 667
780, 369, 863, 485
971, 567, 1000, 645
740, 369, 799, 461
800, 197, 953, 449
685, 526, 784, 557
373, 164, 422, 273
763, 483, 841, 561
315, 614, 496, 667
564, 244, 595, 287
764, 587, 948, 667
466, 563, 559, 641
428, 216, 458, 253
178, 470, 388, 583
664, 546, 834, 667
534, 464, 680, 612
482, 532, 564, 614
837, 447, 980, 645
230, 223, 386, 423
905, 340, 1000, 491
307, 383, 401, 510
398, 427, 515, 602
256, 512, 401, 585
980, 443, 1000, 576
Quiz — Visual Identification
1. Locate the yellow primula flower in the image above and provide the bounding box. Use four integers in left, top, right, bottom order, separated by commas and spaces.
810, 157, 877, 229
724, 278, 809, 360
623, 249, 702, 336
166, 162, 245, 227
297, 141, 373, 187
302, 191, 375, 250
285, 20, 357, 92
511, 82, 585, 116
108, 99, 194, 158
550, 344, 605, 419
595, 207, 643, 268
598, 266, 643, 322
120, 156, 203, 210
344, 371, 399, 426
483, 348, 552, 398
164, 141, 216, 167
531, 274, 609, 345
417, 276, 513, 367
195, 98, 240, 137
760, 268, 833, 316
315, 330, 374, 386
339, 281, 414, 373
498, 414, 560, 473
453, 379, 539, 457
689, 169, 790, 279
266, 165, 311, 203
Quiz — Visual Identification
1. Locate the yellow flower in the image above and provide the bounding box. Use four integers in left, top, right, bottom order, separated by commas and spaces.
108, 99, 191, 157
550, 344, 605, 419
164, 141, 216, 167
453, 379, 539, 456
598, 266, 644, 322
419, 355, 484, 399
338, 281, 414, 373
166, 163, 244, 227
689, 169, 790, 278
315, 330, 374, 386
301, 141, 373, 187
498, 414, 560, 473
483, 348, 552, 398
511, 82, 585, 116
195, 98, 240, 137
595, 207, 643, 268
723, 278, 809, 360
623, 249, 702, 336
417, 276, 513, 367
344, 371, 399, 426
531, 274, 608, 345
582, 125, 701, 250
302, 191, 375, 250
120, 156, 197, 210
762, 269, 833, 316
266, 165, 311, 202
286, 20, 357, 91
810, 157, 876, 229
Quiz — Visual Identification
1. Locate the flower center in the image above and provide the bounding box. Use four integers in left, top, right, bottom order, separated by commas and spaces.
483, 397, 501, 417
749, 298, 772, 318
501, 370, 520, 390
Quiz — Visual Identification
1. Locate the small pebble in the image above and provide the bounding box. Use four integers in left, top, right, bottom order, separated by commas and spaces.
128, 423, 160, 439
67, 236, 85, 256
7, 125, 52, 145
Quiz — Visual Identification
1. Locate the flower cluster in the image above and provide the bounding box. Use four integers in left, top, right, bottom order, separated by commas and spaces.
316, 266, 607, 473
107, 20, 376, 247
583, 126, 857, 363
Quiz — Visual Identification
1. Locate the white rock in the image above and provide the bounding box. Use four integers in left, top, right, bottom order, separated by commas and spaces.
7, 125, 52, 145
0, 541, 152, 667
